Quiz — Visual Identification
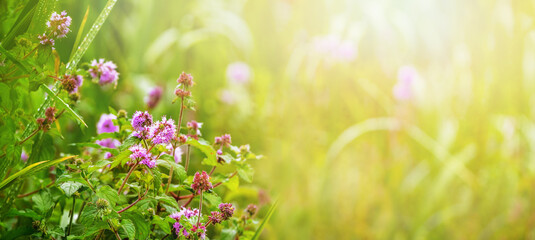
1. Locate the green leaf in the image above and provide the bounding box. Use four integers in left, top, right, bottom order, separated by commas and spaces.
237, 163, 254, 183
66, 0, 118, 71
0, 44, 31, 74
251, 200, 278, 240
40, 84, 87, 127
152, 215, 171, 234
68, 6, 90, 60
110, 150, 131, 169
122, 212, 150, 240
1, 0, 38, 49
203, 192, 222, 206
59, 181, 83, 197
32, 190, 54, 215
224, 175, 239, 191
158, 155, 187, 182
121, 219, 136, 240
118, 136, 139, 151
186, 138, 217, 166
96, 185, 118, 207
220, 228, 237, 240
0, 155, 75, 191
155, 195, 180, 210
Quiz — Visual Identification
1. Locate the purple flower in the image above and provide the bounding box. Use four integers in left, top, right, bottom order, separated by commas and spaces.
191, 223, 206, 240
177, 72, 194, 87
131, 111, 153, 132
46, 11, 72, 38
191, 171, 213, 194
209, 211, 224, 224
96, 138, 120, 148
393, 65, 418, 101
174, 146, 183, 164
141, 157, 157, 168
21, 151, 28, 162
144, 86, 162, 109
38, 34, 54, 46
129, 144, 149, 161
218, 203, 234, 220
170, 208, 199, 221
97, 114, 119, 134
150, 117, 176, 145
186, 120, 203, 136
226, 62, 251, 84
215, 134, 232, 148
104, 152, 113, 159
89, 59, 119, 86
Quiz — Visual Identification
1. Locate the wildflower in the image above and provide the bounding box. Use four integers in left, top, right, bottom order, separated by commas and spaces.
171, 208, 200, 237
191, 223, 206, 239
96, 138, 120, 148
141, 157, 157, 168
60, 74, 83, 94
150, 117, 176, 145
129, 144, 149, 162
170, 208, 199, 221
173, 222, 188, 237
209, 211, 224, 224
393, 65, 418, 101
45, 107, 56, 123
131, 111, 153, 131
217, 149, 223, 155
145, 86, 162, 109
174, 88, 191, 98
89, 59, 119, 86
97, 114, 119, 134
191, 171, 213, 194
46, 11, 72, 38
186, 120, 203, 135
218, 203, 234, 220
246, 204, 258, 216
21, 151, 28, 162
104, 152, 113, 159
226, 62, 251, 84
38, 34, 54, 46
174, 146, 183, 164
177, 72, 194, 88
215, 134, 232, 148
178, 134, 187, 144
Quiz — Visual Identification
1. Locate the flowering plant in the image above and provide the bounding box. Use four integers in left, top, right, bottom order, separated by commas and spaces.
0, 2, 271, 239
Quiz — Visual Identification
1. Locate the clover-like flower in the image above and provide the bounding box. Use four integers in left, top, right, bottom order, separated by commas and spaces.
218, 203, 234, 220
131, 111, 153, 132
145, 86, 162, 109
60, 74, 83, 94
150, 116, 176, 145
97, 114, 118, 134
191, 171, 213, 194
89, 59, 119, 86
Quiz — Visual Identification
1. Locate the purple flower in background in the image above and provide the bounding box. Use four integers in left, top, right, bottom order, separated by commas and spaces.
131, 111, 153, 131
186, 120, 203, 136
226, 62, 251, 84
97, 114, 119, 134
145, 86, 162, 109
96, 138, 120, 148
312, 35, 357, 63
104, 152, 113, 159
393, 65, 418, 101
174, 146, 183, 163
150, 117, 176, 145
89, 59, 119, 86
220, 89, 236, 105
21, 151, 28, 162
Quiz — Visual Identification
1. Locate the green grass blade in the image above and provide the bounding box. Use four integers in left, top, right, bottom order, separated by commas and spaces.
2, 0, 39, 49
251, 199, 278, 240
0, 155, 75, 191
66, 0, 118, 72
29, 0, 58, 35
69, 6, 90, 61
40, 84, 88, 127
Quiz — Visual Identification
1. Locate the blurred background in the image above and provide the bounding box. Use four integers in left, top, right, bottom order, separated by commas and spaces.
47, 0, 535, 238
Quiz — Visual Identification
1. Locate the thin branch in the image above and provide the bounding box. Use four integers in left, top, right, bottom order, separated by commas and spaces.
118, 187, 149, 214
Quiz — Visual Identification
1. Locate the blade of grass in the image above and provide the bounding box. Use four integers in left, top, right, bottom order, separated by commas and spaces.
66, 0, 118, 72
40, 84, 87, 127
0, 44, 31, 74
0, 155, 75, 191
69, 6, 90, 61
2, 0, 39, 49
251, 199, 278, 240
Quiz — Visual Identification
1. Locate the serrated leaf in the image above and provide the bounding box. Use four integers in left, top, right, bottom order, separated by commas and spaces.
60, 181, 83, 197
157, 155, 187, 182
203, 192, 222, 206
40, 84, 87, 127
224, 175, 239, 191
121, 219, 136, 240
96, 185, 117, 207
110, 150, 131, 169
32, 190, 54, 215
155, 195, 179, 210
122, 212, 149, 240
186, 138, 217, 166
152, 215, 171, 234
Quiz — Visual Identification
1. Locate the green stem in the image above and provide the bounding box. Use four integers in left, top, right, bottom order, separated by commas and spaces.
197, 191, 203, 224
118, 162, 138, 195
67, 196, 76, 237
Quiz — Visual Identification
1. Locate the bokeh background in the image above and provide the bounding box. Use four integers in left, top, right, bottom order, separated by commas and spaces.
46, 0, 535, 238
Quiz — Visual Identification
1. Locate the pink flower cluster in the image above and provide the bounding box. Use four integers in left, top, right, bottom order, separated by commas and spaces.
191, 171, 213, 194
170, 208, 206, 239
129, 144, 156, 168
145, 86, 162, 109
38, 11, 71, 46
60, 74, 83, 94
131, 111, 176, 145
89, 59, 119, 87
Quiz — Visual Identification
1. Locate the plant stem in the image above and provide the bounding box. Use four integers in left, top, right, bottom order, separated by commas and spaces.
178, 194, 193, 199
18, 129, 39, 145
118, 162, 138, 195
107, 220, 122, 240
209, 166, 216, 176
212, 171, 238, 188
17, 181, 55, 198
67, 196, 76, 237
182, 195, 194, 208
177, 96, 185, 137
165, 166, 173, 194
118, 187, 148, 214
82, 175, 96, 193
197, 191, 203, 224
185, 145, 191, 172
